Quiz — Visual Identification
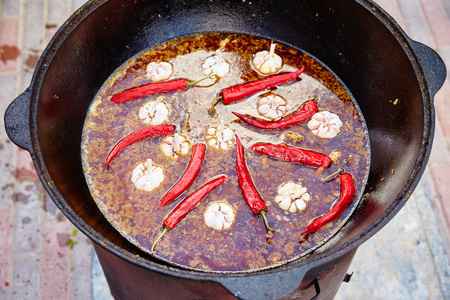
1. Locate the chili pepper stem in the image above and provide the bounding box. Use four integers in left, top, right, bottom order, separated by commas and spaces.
210, 96, 223, 116
151, 226, 170, 254
321, 168, 344, 183
260, 210, 275, 232
187, 75, 218, 87
343, 155, 353, 164
182, 114, 191, 131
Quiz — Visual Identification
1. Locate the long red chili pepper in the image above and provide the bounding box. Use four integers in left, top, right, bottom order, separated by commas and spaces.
151, 175, 227, 253
301, 173, 355, 235
111, 76, 212, 104
105, 124, 175, 168
232, 100, 317, 129
235, 135, 274, 232
158, 143, 206, 207
211, 67, 305, 114
250, 143, 331, 168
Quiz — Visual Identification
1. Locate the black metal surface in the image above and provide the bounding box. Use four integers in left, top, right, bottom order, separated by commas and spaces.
3, 0, 446, 299
4, 89, 33, 153
343, 272, 353, 283
310, 278, 320, 300
93, 243, 357, 300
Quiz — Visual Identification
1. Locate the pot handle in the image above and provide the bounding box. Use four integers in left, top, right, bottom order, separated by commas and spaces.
410, 40, 447, 98
4, 89, 33, 153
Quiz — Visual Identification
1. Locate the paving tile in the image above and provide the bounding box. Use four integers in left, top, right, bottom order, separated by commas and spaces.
11, 256, 40, 300
0, 290, 8, 299
0, 208, 13, 289
44, 192, 65, 220
335, 182, 447, 299
419, 0, 450, 48
434, 80, 450, 140
72, 234, 93, 300
418, 172, 450, 297
403, 20, 435, 48
44, 192, 58, 215
22, 51, 40, 72
42, 195, 93, 299
1, 0, 21, 17
20, 61, 36, 93
92, 252, 113, 300
429, 163, 450, 233
0, 74, 18, 137
42, 220, 72, 300
438, 48, 450, 79
47, 0, 69, 26
72, 0, 88, 11
16, 149, 39, 180
46, 25, 59, 44
0, 138, 17, 207
19, 50, 42, 93
429, 115, 450, 166
23, 1, 45, 51
0, 18, 20, 73
0, 75, 17, 140
443, 0, 450, 21
12, 180, 42, 256
397, 0, 424, 20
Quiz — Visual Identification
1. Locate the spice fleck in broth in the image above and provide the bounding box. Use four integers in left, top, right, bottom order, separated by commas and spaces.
81, 33, 370, 272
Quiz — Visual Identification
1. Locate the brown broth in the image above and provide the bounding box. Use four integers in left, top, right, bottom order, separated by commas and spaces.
81, 33, 370, 272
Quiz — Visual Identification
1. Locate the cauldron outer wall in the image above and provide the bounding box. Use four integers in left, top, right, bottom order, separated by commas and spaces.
93, 243, 358, 300
4, 0, 445, 299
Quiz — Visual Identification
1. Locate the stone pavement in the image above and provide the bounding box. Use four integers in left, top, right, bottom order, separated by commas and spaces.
0, 0, 449, 299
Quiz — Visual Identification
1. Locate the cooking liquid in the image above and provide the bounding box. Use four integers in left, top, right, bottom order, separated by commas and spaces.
81, 33, 370, 272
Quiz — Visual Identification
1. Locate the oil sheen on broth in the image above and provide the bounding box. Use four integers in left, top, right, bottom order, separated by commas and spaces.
81, 33, 370, 272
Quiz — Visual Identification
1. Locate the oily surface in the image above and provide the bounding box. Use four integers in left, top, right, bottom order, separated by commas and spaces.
81, 33, 370, 272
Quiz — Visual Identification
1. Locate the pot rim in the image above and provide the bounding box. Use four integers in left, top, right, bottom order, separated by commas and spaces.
23, 0, 439, 279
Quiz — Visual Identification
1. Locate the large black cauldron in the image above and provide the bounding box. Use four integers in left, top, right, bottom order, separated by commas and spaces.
4, 0, 446, 299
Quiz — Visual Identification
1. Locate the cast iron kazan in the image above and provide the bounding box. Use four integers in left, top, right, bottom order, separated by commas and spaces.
4, 0, 446, 299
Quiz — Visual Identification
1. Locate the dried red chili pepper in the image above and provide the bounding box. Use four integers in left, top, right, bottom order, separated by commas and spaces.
235, 135, 274, 232
301, 173, 355, 235
151, 175, 227, 253
232, 100, 317, 129
211, 67, 305, 114
158, 143, 206, 207
105, 124, 175, 168
250, 143, 331, 168
111, 76, 212, 104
